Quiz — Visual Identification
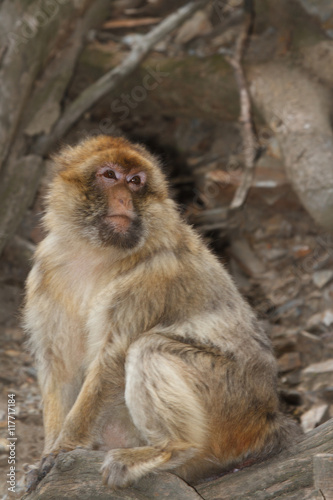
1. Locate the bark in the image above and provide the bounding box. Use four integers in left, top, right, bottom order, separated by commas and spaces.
0, 0, 111, 254
249, 62, 333, 233
23, 418, 333, 500
197, 417, 333, 500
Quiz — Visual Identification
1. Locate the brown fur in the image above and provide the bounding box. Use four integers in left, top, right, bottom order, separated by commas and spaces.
24, 135, 299, 488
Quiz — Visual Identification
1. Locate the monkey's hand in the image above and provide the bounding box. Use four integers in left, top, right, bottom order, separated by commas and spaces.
26, 453, 57, 492
26, 446, 75, 492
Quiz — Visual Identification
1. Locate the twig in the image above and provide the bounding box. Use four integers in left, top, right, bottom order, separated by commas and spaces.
33, 0, 211, 156
226, 0, 258, 210
102, 18, 162, 29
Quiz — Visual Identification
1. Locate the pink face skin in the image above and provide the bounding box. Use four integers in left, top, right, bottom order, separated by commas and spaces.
96, 164, 147, 234
96, 164, 147, 192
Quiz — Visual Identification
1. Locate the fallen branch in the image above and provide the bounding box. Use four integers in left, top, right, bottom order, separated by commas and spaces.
226, 0, 259, 210
197, 418, 333, 500
33, 0, 211, 155
22, 419, 333, 500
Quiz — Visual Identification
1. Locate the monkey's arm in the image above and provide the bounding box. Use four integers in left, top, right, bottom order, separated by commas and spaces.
42, 386, 69, 454
26, 344, 123, 492
48, 342, 125, 453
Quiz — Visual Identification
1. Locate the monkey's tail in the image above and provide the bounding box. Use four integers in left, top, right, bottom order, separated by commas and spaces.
263, 412, 303, 459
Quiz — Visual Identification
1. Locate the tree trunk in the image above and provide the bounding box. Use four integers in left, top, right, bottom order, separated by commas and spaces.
249, 62, 333, 233
23, 418, 333, 500
0, 0, 111, 254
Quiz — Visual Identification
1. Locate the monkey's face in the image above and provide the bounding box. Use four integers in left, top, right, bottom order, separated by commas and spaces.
49, 136, 168, 250
84, 164, 146, 250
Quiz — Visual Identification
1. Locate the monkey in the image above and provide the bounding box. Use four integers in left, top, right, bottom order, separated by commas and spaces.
24, 135, 299, 490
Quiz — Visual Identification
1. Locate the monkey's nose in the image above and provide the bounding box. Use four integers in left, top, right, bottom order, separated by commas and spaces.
119, 198, 133, 210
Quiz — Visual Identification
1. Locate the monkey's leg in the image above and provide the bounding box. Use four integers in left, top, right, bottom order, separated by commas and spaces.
101, 334, 211, 488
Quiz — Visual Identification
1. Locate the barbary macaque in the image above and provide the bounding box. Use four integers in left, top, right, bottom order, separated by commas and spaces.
24, 135, 298, 489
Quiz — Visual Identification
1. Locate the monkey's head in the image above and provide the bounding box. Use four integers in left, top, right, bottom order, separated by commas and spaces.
46, 136, 169, 250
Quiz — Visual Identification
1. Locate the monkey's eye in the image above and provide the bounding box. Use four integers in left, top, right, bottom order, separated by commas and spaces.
129, 175, 141, 185
103, 169, 116, 179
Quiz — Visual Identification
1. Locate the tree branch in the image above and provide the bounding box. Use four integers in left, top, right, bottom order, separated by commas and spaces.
23, 419, 333, 500
34, 0, 211, 156
226, 0, 258, 210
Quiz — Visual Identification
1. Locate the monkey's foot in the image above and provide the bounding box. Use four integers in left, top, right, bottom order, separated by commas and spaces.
101, 446, 172, 488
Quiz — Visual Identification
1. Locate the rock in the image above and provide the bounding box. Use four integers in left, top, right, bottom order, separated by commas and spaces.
260, 214, 293, 239
272, 330, 298, 356
302, 359, 333, 391
312, 270, 333, 289
320, 386, 333, 404
229, 258, 252, 291
297, 330, 324, 365
278, 352, 302, 373
229, 239, 265, 276
252, 162, 288, 189
175, 10, 212, 44
302, 41, 333, 87
264, 248, 287, 261
273, 299, 303, 319
297, 0, 333, 22
211, 26, 241, 49
301, 404, 330, 433
283, 370, 301, 388
250, 62, 333, 233
292, 245, 312, 259
322, 310, 333, 327
307, 309, 333, 330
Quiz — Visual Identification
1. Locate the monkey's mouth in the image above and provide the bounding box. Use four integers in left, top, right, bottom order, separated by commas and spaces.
98, 213, 142, 249
105, 215, 132, 234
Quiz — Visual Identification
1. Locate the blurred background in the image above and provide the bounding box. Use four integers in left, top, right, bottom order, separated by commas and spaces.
1, 0, 333, 496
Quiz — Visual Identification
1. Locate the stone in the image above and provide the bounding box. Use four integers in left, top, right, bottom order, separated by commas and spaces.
301, 404, 330, 433
297, 330, 324, 365
292, 245, 312, 258
278, 352, 302, 373
229, 239, 265, 276
320, 387, 333, 404
175, 10, 212, 44
264, 248, 287, 261
272, 330, 298, 357
297, 0, 333, 22
302, 359, 333, 391
307, 309, 333, 329
323, 310, 333, 327
312, 270, 333, 289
